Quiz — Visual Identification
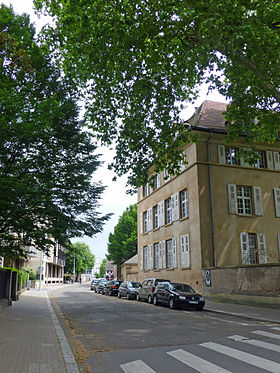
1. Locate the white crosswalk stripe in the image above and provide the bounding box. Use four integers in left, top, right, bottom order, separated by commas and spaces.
201, 341, 280, 373
252, 330, 280, 340
228, 335, 280, 352
120, 359, 156, 373
167, 349, 231, 373
271, 327, 280, 331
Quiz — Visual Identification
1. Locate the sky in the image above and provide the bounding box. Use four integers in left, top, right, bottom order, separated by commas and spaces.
2, 0, 227, 259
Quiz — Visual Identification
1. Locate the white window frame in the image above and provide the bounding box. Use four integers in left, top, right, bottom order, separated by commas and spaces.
143, 211, 148, 233
154, 242, 160, 269
253, 151, 265, 169
171, 193, 179, 221
166, 239, 173, 268
273, 152, 280, 170
143, 246, 148, 270
153, 205, 159, 229
140, 247, 143, 271
237, 185, 252, 215
240, 232, 267, 265
139, 213, 143, 235
180, 234, 190, 268
274, 188, 280, 217
180, 189, 189, 218
225, 146, 240, 166
165, 197, 172, 224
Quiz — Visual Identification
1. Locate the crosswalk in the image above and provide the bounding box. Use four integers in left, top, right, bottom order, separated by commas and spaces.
120, 326, 280, 373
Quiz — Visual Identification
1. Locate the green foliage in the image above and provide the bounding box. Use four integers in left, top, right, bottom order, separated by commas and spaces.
99, 258, 106, 278
0, 5, 111, 258
23, 268, 37, 281
34, 0, 280, 189
94, 272, 100, 279
107, 204, 137, 267
65, 242, 95, 278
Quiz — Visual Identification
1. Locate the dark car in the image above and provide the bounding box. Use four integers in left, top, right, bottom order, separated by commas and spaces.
118, 281, 141, 300
102, 280, 123, 296
153, 282, 205, 310
137, 278, 170, 303
95, 278, 107, 293
90, 279, 99, 291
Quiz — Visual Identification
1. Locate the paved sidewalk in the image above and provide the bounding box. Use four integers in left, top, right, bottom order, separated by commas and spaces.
0, 289, 79, 373
205, 299, 280, 324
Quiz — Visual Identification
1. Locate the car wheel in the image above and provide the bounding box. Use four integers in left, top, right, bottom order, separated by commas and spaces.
148, 294, 152, 304
109, 290, 112, 296
169, 298, 176, 309
153, 296, 158, 306
102, 290, 105, 295
126, 293, 130, 300
136, 294, 141, 301
118, 292, 121, 298
94, 289, 97, 293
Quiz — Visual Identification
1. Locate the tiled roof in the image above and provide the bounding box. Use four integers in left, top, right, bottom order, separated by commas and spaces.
123, 254, 138, 265
187, 100, 228, 130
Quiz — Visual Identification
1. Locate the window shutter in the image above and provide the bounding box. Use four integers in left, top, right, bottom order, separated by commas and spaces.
139, 213, 143, 235
240, 232, 249, 264
257, 233, 267, 264
278, 234, 280, 258
159, 242, 163, 269
228, 184, 237, 214
274, 152, 280, 170
140, 247, 143, 270
274, 188, 280, 217
171, 193, 179, 221
149, 244, 154, 269
180, 236, 186, 267
185, 234, 190, 267
139, 187, 143, 201
218, 145, 226, 164
266, 151, 274, 169
148, 208, 153, 231
156, 174, 160, 188
172, 237, 177, 268
253, 186, 263, 216
159, 200, 165, 226
161, 241, 166, 268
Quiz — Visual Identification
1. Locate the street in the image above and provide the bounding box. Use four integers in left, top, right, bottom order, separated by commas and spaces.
48, 284, 280, 373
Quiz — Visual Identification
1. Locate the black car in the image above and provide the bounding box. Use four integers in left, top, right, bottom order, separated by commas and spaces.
102, 280, 122, 296
153, 282, 205, 310
95, 279, 107, 293
90, 279, 99, 291
118, 281, 141, 300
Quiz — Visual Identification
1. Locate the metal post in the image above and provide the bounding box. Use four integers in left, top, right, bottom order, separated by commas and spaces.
73, 251, 75, 283
39, 250, 43, 291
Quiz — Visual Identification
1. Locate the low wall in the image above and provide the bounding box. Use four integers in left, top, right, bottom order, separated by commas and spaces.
202, 265, 280, 296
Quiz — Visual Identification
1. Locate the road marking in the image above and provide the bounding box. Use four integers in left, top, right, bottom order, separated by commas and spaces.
228, 335, 280, 352
203, 315, 250, 326
120, 360, 156, 373
167, 349, 231, 373
201, 342, 280, 373
251, 330, 280, 340
271, 327, 280, 331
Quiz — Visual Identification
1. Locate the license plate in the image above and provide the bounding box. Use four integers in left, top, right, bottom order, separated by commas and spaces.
189, 301, 198, 304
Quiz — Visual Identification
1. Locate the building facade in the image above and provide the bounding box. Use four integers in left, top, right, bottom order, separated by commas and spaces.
137, 100, 280, 296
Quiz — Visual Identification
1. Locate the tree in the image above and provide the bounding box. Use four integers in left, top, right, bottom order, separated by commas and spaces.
65, 242, 95, 281
34, 0, 280, 189
107, 204, 137, 278
99, 258, 106, 278
0, 5, 111, 258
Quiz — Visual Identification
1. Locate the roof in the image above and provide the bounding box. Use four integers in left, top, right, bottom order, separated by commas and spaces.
123, 254, 138, 265
105, 260, 115, 271
186, 100, 228, 131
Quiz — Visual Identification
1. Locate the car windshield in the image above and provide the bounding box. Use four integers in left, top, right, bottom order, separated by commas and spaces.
129, 282, 140, 288
170, 283, 196, 293
114, 282, 120, 284
155, 279, 170, 286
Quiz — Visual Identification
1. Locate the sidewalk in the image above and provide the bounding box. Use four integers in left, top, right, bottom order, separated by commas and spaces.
205, 299, 280, 324
0, 288, 79, 373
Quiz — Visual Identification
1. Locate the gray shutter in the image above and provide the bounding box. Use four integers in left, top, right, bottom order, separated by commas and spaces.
266, 151, 274, 169
185, 234, 190, 267
228, 184, 237, 214
240, 232, 249, 264
273, 152, 280, 170
148, 207, 153, 231
257, 233, 267, 264
139, 213, 143, 235
274, 188, 280, 217
172, 237, 177, 268
159, 200, 165, 226
140, 247, 143, 271
159, 242, 163, 269
253, 186, 263, 216
218, 145, 226, 164
180, 235, 186, 267
278, 234, 280, 257
161, 241, 166, 269
171, 193, 179, 221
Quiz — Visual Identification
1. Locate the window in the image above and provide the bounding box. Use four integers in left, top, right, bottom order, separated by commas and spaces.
226, 147, 240, 166
153, 205, 159, 229
166, 239, 173, 268
154, 242, 160, 269
143, 183, 149, 197
180, 234, 190, 267
253, 151, 265, 168
153, 174, 160, 190
237, 186, 252, 215
143, 246, 148, 270
165, 197, 172, 224
240, 232, 267, 265
180, 189, 188, 218
274, 188, 280, 217
143, 211, 148, 232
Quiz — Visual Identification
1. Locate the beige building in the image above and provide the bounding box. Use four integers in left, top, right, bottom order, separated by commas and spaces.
137, 100, 280, 296
27, 243, 66, 284
121, 254, 138, 282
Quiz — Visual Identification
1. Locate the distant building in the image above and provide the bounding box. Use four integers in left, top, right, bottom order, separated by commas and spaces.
121, 254, 138, 282
105, 260, 117, 280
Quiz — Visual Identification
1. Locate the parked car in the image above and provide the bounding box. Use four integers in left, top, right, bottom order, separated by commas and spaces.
95, 278, 107, 293
118, 281, 141, 300
153, 282, 205, 310
90, 279, 99, 291
137, 278, 170, 303
102, 280, 123, 296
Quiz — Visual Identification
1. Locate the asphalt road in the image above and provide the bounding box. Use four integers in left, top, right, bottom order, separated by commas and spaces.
48, 284, 280, 373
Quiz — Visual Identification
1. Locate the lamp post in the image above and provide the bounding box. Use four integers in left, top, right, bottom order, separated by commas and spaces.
73, 251, 75, 283
39, 250, 44, 291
